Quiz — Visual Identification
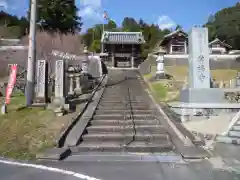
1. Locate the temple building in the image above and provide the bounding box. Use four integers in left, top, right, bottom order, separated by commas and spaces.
209, 38, 232, 54
100, 31, 145, 68
159, 29, 188, 54
158, 29, 232, 55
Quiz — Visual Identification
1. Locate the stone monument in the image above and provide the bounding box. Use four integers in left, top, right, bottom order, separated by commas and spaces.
53, 60, 66, 105
35, 60, 48, 103
180, 27, 224, 103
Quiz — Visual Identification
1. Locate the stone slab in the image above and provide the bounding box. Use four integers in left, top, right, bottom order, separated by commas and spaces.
36, 147, 71, 161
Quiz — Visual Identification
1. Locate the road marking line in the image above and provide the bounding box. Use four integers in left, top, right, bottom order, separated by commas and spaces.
0, 159, 102, 180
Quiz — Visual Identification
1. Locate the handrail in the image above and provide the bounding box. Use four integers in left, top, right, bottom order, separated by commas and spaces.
221, 110, 240, 136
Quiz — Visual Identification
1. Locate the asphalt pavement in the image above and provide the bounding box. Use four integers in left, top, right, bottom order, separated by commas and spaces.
0, 158, 239, 180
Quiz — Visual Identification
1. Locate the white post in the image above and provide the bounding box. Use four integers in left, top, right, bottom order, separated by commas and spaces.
131, 56, 134, 68
170, 44, 173, 54
26, 0, 37, 106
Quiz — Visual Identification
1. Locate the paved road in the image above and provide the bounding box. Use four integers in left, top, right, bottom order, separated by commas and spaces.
0, 158, 239, 180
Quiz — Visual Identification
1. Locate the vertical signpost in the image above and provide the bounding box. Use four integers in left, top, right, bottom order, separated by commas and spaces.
1, 64, 18, 114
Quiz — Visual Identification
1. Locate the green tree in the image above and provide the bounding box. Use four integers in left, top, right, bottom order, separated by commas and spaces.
37, 0, 82, 34
122, 17, 140, 32
89, 39, 101, 52
205, 3, 240, 49
105, 20, 117, 30
0, 11, 29, 38
175, 24, 182, 30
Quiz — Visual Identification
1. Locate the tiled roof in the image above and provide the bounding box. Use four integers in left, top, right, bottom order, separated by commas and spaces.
209, 38, 232, 48
101, 31, 145, 44
164, 29, 187, 38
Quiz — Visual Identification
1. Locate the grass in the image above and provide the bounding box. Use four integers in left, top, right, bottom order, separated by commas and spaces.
165, 66, 238, 81
0, 92, 57, 160
151, 83, 168, 100
143, 65, 239, 103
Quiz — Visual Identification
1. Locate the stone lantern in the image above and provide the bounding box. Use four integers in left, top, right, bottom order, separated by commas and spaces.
82, 47, 89, 74
155, 49, 166, 80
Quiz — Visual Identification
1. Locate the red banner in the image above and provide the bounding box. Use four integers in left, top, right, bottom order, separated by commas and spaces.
5, 64, 18, 105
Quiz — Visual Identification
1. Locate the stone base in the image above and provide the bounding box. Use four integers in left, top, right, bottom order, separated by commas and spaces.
35, 97, 47, 104
74, 88, 82, 95
180, 88, 225, 103
169, 102, 240, 118
155, 73, 167, 80
52, 97, 66, 106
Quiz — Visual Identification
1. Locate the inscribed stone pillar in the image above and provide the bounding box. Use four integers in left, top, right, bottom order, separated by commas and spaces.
188, 28, 210, 89
180, 27, 224, 103
54, 60, 65, 105
35, 60, 48, 103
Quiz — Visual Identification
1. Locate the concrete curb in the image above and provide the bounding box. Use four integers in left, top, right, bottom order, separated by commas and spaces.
57, 75, 107, 148
36, 148, 71, 161
64, 75, 108, 147
146, 89, 194, 147
64, 153, 184, 163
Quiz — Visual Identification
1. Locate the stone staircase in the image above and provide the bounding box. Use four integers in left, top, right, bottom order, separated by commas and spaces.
216, 115, 240, 145
71, 70, 175, 154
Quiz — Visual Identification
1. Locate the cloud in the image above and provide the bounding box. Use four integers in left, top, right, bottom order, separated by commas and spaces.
0, 0, 8, 9
81, 0, 102, 8
78, 0, 103, 21
78, 6, 102, 20
157, 15, 176, 30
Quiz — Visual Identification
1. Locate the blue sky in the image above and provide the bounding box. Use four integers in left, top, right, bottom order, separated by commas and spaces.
0, 0, 238, 32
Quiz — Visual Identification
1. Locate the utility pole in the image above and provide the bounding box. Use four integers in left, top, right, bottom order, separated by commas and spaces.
26, 0, 37, 106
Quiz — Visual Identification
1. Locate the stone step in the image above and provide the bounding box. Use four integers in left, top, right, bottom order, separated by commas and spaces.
232, 125, 240, 131
229, 131, 240, 137
93, 114, 157, 120
82, 132, 169, 141
97, 106, 152, 110
97, 104, 150, 109
71, 141, 174, 153
98, 102, 149, 106
94, 110, 154, 115
216, 135, 240, 145
86, 125, 167, 133
99, 100, 148, 104
90, 119, 161, 126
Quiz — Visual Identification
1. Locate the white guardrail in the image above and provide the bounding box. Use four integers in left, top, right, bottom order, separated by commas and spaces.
221, 110, 240, 136
151, 54, 240, 60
